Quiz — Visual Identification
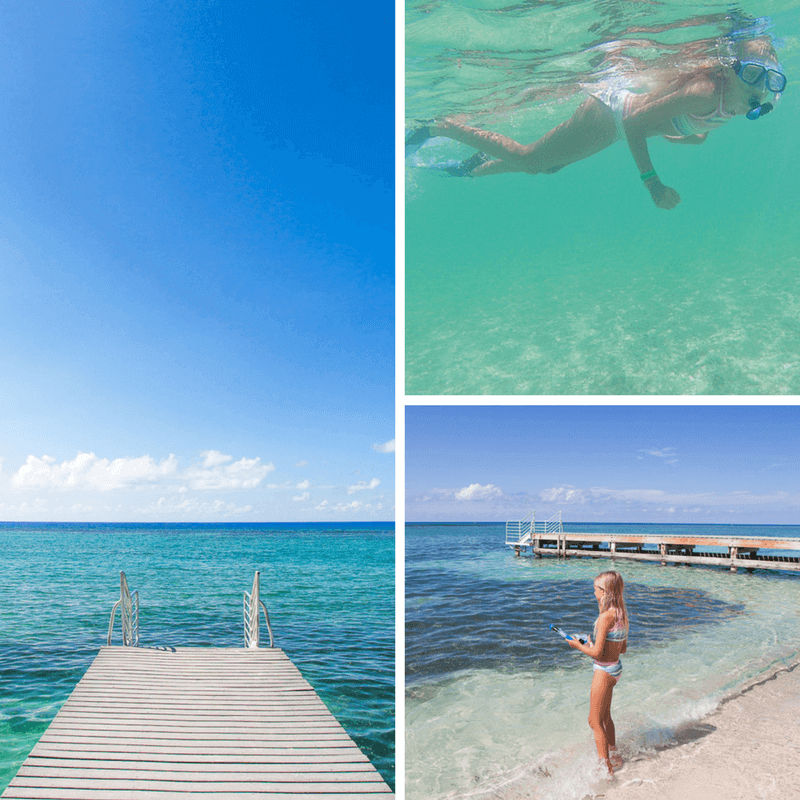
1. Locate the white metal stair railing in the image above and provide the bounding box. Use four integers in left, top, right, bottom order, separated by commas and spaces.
506, 510, 535, 545
505, 511, 563, 545
107, 571, 139, 647
243, 570, 274, 648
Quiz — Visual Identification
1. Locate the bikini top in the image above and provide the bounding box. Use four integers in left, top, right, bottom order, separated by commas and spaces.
594, 617, 628, 642
670, 84, 735, 136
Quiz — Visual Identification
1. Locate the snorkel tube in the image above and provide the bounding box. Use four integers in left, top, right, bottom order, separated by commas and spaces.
747, 99, 774, 119
725, 13, 785, 121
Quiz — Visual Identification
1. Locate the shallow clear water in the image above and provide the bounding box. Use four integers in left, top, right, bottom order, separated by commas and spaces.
0, 522, 394, 791
405, 2, 800, 394
406, 523, 800, 799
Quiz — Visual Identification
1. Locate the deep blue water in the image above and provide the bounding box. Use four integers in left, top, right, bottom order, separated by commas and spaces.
0, 522, 394, 790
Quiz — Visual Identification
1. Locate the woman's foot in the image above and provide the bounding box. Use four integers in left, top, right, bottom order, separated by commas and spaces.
609, 747, 624, 769
441, 152, 490, 177
405, 124, 432, 156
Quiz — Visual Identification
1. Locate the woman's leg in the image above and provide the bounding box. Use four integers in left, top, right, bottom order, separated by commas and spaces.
602, 702, 624, 767
432, 97, 617, 175
588, 669, 617, 773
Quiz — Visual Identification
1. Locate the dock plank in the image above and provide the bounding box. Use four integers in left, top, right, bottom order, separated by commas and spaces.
2, 647, 392, 799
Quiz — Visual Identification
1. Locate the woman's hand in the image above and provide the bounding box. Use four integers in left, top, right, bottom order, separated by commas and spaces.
647, 178, 681, 210
568, 635, 592, 652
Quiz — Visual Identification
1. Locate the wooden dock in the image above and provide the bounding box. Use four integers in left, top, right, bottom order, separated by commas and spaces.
1, 646, 393, 800
509, 532, 800, 573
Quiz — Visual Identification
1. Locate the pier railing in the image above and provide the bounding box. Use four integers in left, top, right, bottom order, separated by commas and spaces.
506, 530, 800, 573
243, 570, 274, 648
506, 511, 563, 545
107, 571, 139, 646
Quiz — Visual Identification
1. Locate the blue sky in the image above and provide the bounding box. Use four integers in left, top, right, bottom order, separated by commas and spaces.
0, 1, 393, 521
406, 406, 800, 524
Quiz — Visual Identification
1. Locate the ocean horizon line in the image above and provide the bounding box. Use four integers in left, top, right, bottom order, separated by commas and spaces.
406, 520, 800, 528
0, 520, 394, 528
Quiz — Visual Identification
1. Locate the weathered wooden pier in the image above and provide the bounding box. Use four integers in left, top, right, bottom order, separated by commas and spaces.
1, 574, 393, 800
506, 512, 800, 573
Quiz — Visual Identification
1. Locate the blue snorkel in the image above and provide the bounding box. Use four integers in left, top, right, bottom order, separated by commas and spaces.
732, 59, 786, 120
746, 100, 774, 120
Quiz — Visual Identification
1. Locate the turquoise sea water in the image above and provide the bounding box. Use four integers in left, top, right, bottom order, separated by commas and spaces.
406, 522, 800, 799
406, 2, 800, 394
0, 522, 394, 791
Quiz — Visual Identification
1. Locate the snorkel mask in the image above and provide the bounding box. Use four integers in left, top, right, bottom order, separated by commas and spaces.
733, 59, 787, 119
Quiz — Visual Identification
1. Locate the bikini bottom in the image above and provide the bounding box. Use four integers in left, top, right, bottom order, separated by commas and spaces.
587, 86, 636, 142
593, 659, 622, 683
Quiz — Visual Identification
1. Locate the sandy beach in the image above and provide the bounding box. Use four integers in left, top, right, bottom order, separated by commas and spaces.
596, 660, 800, 800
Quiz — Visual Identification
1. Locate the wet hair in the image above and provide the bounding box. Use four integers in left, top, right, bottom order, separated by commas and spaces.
722, 34, 781, 71
594, 570, 628, 629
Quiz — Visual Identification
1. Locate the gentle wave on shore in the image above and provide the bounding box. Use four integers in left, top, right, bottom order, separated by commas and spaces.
406, 523, 800, 799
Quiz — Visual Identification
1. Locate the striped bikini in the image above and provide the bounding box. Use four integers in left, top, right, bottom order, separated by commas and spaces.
670, 85, 735, 136
592, 620, 628, 683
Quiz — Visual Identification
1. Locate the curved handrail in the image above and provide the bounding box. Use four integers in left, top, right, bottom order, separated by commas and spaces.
243, 571, 274, 648
107, 571, 139, 646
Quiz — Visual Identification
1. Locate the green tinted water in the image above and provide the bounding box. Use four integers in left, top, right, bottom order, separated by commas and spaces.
406, 4, 800, 394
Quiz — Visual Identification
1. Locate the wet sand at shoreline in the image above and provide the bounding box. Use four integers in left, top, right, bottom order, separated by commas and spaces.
597, 661, 800, 800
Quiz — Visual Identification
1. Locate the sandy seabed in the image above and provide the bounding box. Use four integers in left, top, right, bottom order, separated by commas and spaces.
596, 662, 800, 800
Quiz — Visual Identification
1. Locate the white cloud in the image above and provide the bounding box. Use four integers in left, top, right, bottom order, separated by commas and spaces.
455, 483, 503, 501
315, 500, 329, 510
267, 481, 293, 490
372, 439, 395, 454
535, 484, 795, 510
295, 460, 308, 468
11, 453, 178, 491
9, 450, 275, 494
201, 450, 232, 468
640, 447, 678, 464
292, 492, 310, 502
145, 496, 253, 517
185, 453, 275, 490
296, 479, 310, 490
332, 501, 363, 512
348, 478, 380, 494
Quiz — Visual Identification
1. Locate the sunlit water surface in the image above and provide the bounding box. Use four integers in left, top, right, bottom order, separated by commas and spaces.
406, 1, 800, 394
406, 523, 800, 799
0, 523, 394, 791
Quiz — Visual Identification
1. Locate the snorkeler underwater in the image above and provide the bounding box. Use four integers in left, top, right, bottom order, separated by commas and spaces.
405, 8, 800, 395
406, 14, 787, 210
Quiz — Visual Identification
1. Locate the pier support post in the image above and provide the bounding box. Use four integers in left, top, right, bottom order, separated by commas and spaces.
730, 547, 738, 573
514, 545, 520, 557
660, 543, 667, 566
610, 541, 616, 557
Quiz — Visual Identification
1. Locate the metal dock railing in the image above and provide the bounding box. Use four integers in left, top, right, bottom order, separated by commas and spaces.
505, 515, 800, 573
1, 573, 393, 800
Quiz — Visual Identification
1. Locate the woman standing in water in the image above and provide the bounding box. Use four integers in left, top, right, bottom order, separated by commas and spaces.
568, 571, 629, 775
406, 34, 786, 210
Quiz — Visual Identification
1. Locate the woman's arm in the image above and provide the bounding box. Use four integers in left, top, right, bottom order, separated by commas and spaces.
623, 77, 717, 208
568, 612, 611, 660
663, 132, 708, 144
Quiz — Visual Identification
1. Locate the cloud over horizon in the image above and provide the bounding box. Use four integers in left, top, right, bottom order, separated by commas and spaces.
407, 481, 800, 523
9, 450, 274, 493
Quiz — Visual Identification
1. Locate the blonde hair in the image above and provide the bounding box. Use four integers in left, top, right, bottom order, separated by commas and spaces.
595, 570, 628, 629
